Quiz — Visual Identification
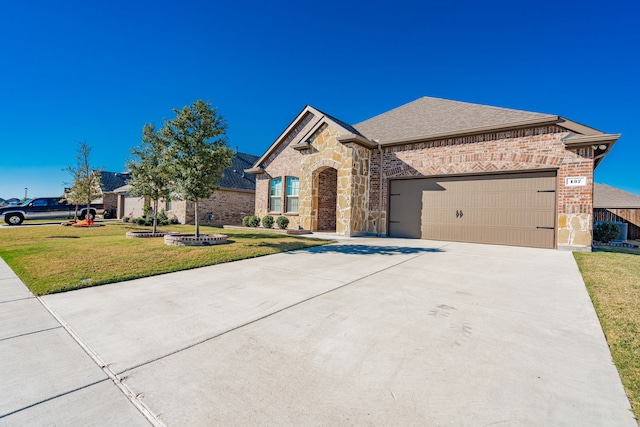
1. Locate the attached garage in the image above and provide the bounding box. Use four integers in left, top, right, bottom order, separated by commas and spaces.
388, 171, 557, 249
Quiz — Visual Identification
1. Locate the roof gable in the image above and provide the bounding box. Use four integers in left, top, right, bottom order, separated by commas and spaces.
594, 183, 640, 209
249, 106, 358, 171
353, 96, 557, 143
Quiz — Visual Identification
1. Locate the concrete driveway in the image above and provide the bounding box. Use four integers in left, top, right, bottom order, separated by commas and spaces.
0, 238, 635, 426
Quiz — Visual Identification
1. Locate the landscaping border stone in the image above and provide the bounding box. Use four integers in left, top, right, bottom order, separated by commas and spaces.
222, 225, 310, 235
164, 233, 228, 246
126, 231, 179, 238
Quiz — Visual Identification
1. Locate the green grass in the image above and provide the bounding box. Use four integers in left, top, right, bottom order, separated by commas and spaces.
0, 223, 330, 295
574, 251, 640, 421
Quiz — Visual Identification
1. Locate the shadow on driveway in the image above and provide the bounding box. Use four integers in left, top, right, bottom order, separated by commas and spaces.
289, 244, 445, 256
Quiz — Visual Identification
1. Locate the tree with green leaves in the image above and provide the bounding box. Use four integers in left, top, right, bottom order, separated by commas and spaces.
127, 123, 173, 233
64, 142, 102, 221
161, 100, 233, 237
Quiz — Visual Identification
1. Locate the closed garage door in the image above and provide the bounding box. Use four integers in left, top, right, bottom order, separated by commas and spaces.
388, 171, 556, 249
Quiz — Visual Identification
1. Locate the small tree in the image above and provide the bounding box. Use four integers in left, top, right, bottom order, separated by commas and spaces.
161, 100, 233, 237
64, 142, 102, 221
127, 124, 173, 233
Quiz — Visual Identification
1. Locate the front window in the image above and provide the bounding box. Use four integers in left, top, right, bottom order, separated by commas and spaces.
286, 177, 299, 212
269, 178, 282, 212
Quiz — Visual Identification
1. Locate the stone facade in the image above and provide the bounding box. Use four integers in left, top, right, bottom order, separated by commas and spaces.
255, 122, 371, 236
251, 104, 609, 250
168, 189, 255, 225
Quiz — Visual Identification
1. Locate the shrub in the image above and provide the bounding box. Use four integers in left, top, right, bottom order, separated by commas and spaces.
276, 216, 289, 230
248, 216, 260, 227
262, 215, 274, 229
142, 205, 152, 218
157, 209, 169, 226
103, 209, 117, 219
134, 217, 146, 226
242, 215, 252, 227
169, 217, 179, 225
593, 222, 620, 243
122, 217, 130, 223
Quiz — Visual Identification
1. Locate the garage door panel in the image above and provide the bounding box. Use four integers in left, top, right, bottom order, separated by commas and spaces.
390, 171, 556, 249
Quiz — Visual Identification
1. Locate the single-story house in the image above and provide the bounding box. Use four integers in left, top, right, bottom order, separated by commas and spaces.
593, 183, 640, 240
115, 152, 259, 225
98, 171, 131, 215
246, 96, 620, 250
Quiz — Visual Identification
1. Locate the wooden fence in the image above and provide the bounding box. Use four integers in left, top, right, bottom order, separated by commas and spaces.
593, 208, 640, 240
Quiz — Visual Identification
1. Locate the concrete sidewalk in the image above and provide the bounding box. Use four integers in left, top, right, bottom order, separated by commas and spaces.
0, 258, 151, 426
1, 238, 636, 426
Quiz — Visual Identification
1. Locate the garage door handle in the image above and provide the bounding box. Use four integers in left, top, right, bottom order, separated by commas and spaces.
456, 210, 463, 218
536, 226, 554, 229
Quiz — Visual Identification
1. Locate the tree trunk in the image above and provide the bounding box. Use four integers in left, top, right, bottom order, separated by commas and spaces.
194, 199, 200, 237
86, 185, 91, 223
152, 199, 158, 233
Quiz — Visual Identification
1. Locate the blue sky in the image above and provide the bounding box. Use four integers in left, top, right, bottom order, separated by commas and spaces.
1, 0, 638, 199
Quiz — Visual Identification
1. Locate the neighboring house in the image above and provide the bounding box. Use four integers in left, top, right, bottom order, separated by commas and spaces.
115, 152, 259, 225
98, 171, 131, 215
247, 96, 620, 250
593, 183, 640, 240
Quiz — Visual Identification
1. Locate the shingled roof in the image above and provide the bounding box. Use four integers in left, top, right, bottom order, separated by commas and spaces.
594, 183, 640, 209
353, 96, 557, 143
248, 96, 620, 173
100, 171, 131, 193
219, 152, 259, 191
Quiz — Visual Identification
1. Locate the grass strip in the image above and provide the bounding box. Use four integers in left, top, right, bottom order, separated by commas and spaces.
574, 251, 640, 421
0, 223, 330, 295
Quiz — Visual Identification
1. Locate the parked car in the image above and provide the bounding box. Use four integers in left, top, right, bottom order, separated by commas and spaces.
0, 198, 105, 225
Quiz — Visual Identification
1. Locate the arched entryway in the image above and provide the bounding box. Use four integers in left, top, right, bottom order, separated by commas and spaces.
313, 167, 338, 232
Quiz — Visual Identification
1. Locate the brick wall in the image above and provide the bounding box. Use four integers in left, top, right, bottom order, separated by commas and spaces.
169, 189, 255, 225
367, 126, 595, 248
101, 193, 118, 211
317, 168, 337, 230
255, 134, 303, 229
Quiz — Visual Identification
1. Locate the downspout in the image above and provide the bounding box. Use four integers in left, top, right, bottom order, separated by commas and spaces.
376, 141, 383, 237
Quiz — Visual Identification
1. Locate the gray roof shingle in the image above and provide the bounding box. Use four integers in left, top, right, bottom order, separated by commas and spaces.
594, 183, 640, 209
100, 172, 131, 192
219, 152, 259, 191
353, 96, 555, 143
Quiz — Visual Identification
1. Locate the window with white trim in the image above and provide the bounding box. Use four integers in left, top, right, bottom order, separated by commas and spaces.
269, 177, 282, 212
286, 177, 299, 213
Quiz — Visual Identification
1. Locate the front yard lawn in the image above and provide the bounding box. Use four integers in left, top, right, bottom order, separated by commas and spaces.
0, 223, 330, 295
574, 251, 640, 421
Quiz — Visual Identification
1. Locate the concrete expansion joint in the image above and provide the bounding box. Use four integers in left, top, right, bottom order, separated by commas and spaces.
36, 296, 165, 427
0, 296, 35, 305
0, 325, 63, 343
0, 379, 108, 420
